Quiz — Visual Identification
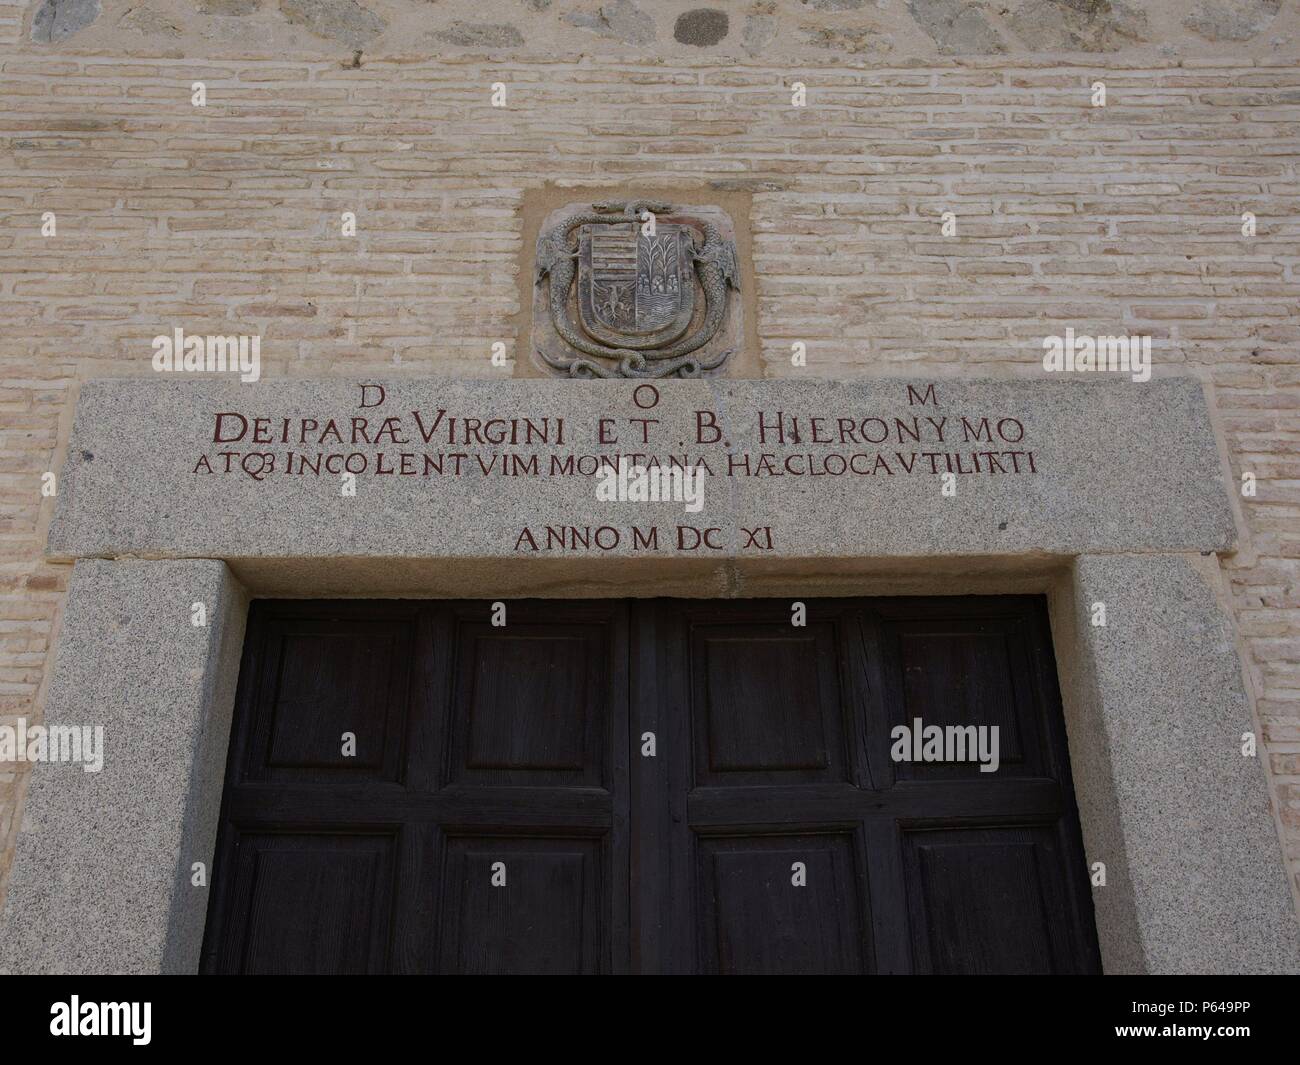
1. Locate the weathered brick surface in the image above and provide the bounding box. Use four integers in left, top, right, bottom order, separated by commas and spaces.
1, 47, 1299, 939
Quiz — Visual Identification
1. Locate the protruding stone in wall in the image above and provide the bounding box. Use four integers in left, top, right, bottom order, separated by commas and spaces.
1009, 0, 1151, 52
199, 0, 262, 14
802, 21, 884, 53
278, 0, 386, 47
1183, 0, 1282, 42
30, 0, 101, 43
674, 8, 729, 47
742, 10, 777, 55
908, 0, 1006, 54
563, 0, 656, 46
118, 4, 184, 37
434, 20, 526, 47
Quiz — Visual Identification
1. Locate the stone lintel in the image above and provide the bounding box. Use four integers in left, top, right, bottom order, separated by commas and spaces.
48, 376, 1235, 564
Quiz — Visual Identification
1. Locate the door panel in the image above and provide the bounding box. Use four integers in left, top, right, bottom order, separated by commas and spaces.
203, 596, 1100, 975
878, 611, 1047, 781
902, 825, 1081, 975
696, 831, 868, 975
690, 621, 851, 785
444, 618, 611, 787
224, 828, 398, 975
436, 834, 606, 975
241, 614, 416, 784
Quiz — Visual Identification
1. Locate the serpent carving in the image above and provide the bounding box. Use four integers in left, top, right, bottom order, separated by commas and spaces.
535, 200, 739, 379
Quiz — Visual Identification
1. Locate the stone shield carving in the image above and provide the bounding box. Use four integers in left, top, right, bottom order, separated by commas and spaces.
534, 200, 740, 378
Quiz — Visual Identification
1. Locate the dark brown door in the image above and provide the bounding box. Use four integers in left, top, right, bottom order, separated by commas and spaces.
202, 596, 1099, 974
637, 598, 1100, 974
200, 600, 629, 974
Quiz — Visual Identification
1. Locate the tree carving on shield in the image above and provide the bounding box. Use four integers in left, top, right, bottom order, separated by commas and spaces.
534, 200, 740, 379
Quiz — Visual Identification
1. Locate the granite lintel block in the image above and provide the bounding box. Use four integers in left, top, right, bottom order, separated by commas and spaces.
47, 376, 1234, 563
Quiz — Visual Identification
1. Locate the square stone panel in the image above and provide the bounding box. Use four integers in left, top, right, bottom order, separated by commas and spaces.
531, 201, 743, 379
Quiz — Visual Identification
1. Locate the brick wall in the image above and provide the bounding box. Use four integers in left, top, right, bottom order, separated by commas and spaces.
2, 35, 1299, 938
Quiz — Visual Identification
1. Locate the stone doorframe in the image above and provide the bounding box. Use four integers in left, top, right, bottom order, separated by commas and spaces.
1, 374, 1297, 973
1, 553, 1297, 975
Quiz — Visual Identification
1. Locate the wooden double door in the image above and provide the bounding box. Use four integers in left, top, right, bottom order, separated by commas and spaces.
201, 597, 1101, 974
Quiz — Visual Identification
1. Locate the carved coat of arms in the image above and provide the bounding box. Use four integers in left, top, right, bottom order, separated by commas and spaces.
533, 200, 741, 378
